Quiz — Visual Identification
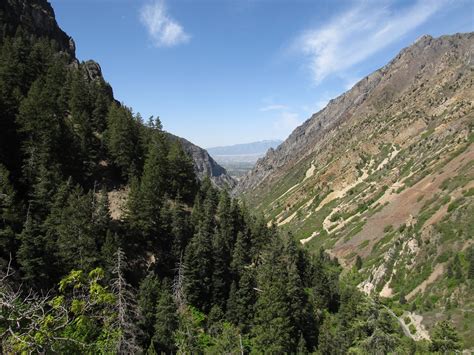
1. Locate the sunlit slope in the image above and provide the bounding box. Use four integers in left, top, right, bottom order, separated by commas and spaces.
237, 32, 474, 345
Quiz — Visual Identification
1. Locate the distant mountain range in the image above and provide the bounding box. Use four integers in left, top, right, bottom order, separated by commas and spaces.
207, 140, 283, 157
207, 140, 283, 177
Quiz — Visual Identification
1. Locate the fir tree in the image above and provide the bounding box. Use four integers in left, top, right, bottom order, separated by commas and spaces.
251, 240, 293, 353
430, 320, 462, 353
183, 227, 214, 312
105, 103, 141, 180
152, 283, 178, 353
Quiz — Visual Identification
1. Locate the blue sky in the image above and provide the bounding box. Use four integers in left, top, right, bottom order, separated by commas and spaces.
49, 0, 473, 148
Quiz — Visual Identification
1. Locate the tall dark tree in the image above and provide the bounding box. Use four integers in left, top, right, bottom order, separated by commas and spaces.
105, 103, 141, 180
251, 239, 293, 353
183, 226, 214, 312
167, 140, 197, 202
153, 282, 179, 353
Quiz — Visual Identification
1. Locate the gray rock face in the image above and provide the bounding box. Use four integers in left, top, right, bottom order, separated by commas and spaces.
234, 32, 474, 195
0, 0, 75, 57
167, 134, 236, 189
84, 60, 103, 81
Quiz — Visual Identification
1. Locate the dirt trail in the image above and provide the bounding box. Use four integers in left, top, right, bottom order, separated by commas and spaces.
403, 312, 430, 341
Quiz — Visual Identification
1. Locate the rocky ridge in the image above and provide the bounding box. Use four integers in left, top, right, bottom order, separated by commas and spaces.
235, 33, 473, 194
168, 134, 236, 189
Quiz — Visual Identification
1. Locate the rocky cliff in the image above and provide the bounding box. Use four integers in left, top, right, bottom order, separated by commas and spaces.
168, 134, 236, 189
0, 0, 75, 56
236, 33, 473, 194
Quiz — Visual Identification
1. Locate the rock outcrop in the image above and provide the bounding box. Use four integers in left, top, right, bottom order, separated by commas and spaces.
168, 134, 236, 189
0, 0, 75, 57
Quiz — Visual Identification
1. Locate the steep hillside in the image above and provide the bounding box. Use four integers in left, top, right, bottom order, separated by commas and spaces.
0, 0, 75, 56
237, 33, 474, 345
0, 0, 233, 189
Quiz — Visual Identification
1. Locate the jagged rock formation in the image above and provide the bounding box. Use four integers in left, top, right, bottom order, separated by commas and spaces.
168, 134, 236, 189
236, 33, 473, 194
0, 0, 75, 57
236, 32, 474, 344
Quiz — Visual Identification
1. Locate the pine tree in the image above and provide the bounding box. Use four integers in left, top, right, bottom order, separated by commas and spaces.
211, 227, 231, 310
153, 283, 178, 353
105, 103, 141, 180
285, 237, 317, 351
125, 132, 169, 254
167, 140, 197, 202
183, 227, 214, 312
51, 186, 101, 272
429, 320, 462, 353
0, 164, 19, 270
251, 240, 293, 353
17, 207, 53, 288
226, 268, 256, 332
230, 231, 251, 277
137, 273, 161, 349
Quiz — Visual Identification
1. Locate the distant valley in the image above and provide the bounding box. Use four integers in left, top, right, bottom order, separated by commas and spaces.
207, 140, 282, 177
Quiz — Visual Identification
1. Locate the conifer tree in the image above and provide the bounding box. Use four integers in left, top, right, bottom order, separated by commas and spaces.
0, 164, 19, 269
105, 103, 141, 180
430, 320, 462, 353
183, 227, 214, 312
167, 140, 197, 202
251, 240, 293, 353
153, 283, 179, 353
17, 208, 52, 288
226, 268, 256, 332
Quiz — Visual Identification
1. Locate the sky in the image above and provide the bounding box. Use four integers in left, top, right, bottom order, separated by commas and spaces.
49, 0, 473, 148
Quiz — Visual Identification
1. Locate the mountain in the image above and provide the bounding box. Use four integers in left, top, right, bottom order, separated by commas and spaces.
168, 134, 236, 188
207, 140, 283, 157
0, 0, 233, 189
236, 33, 474, 345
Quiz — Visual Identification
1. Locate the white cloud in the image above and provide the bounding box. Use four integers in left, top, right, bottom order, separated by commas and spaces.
293, 0, 447, 84
259, 104, 289, 112
140, 0, 190, 47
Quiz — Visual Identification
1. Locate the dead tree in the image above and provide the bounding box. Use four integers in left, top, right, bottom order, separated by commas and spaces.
111, 248, 143, 354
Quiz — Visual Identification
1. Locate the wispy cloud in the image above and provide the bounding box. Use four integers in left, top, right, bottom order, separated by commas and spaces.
259, 104, 289, 112
140, 0, 190, 47
293, 0, 447, 84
